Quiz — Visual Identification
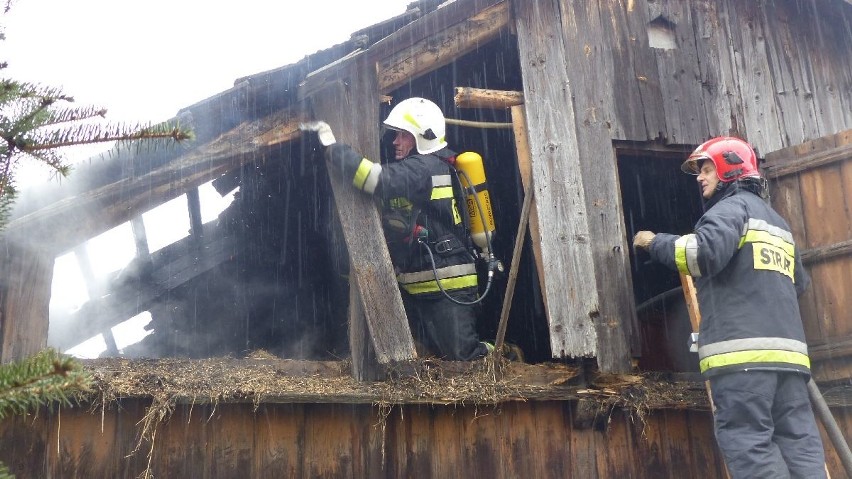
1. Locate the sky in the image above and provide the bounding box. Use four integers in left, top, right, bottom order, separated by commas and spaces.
2, 0, 414, 357
3, 0, 411, 126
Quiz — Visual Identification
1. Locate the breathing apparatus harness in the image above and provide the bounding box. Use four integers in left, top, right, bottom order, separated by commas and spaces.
415, 152, 502, 306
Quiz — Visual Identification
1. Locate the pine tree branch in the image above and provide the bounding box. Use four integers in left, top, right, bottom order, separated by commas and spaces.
0, 348, 92, 420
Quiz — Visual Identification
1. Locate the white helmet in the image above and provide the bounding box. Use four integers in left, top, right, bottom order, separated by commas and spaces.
383, 97, 448, 154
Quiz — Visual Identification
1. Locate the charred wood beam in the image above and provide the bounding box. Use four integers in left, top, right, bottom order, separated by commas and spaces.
375, 1, 509, 93
454, 87, 524, 109
3, 108, 306, 255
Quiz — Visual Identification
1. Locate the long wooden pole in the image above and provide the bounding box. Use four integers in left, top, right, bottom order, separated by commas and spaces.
679, 273, 731, 478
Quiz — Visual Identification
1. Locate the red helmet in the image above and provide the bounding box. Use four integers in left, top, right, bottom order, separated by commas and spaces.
681, 137, 759, 182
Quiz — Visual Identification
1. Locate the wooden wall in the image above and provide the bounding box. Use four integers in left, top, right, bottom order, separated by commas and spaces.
1, 399, 849, 478
765, 130, 852, 383
538, 0, 851, 367
558, 0, 852, 151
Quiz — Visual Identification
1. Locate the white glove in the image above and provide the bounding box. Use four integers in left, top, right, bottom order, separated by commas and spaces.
299, 121, 336, 146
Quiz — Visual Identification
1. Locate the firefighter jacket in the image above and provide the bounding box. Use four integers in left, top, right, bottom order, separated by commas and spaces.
648, 183, 812, 378
325, 143, 478, 297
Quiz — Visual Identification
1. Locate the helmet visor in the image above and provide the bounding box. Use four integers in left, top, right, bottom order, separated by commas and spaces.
681, 154, 709, 175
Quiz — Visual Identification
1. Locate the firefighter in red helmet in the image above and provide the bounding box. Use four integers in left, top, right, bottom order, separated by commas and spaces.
633, 137, 825, 478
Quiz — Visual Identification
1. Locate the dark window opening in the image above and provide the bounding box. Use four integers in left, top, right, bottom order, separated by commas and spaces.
617, 148, 703, 372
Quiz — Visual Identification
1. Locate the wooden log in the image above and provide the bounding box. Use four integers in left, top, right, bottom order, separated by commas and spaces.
514, 0, 600, 359
307, 53, 416, 367
802, 239, 852, 265
376, 1, 509, 93
3, 108, 306, 255
454, 87, 523, 110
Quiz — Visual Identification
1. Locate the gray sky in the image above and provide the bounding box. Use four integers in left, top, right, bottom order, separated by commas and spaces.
4, 0, 410, 126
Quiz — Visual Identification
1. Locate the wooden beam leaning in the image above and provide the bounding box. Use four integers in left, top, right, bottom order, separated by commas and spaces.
3, 108, 306, 255
376, 1, 509, 93
306, 53, 417, 369
514, 0, 600, 358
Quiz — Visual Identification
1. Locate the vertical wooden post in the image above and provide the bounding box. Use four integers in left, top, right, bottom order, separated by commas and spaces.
0, 241, 53, 363
510, 105, 548, 317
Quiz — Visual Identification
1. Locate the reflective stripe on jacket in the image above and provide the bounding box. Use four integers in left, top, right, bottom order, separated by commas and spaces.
648, 184, 811, 377
326, 143, 476, 296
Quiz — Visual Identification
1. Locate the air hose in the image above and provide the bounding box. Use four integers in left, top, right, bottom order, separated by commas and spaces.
419, 167, 501, 306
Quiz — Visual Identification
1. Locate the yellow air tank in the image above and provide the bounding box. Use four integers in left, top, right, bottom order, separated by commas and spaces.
455, 151, 496, 254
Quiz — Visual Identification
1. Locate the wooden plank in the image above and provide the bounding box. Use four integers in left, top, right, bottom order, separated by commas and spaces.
513, 0, 599, 359
377, 1, 510, 93
558, 0, 636, 370
510, 105, 548, 324
766, 142, 821, 342
3, 108, 306, 255
691, 0, 738, 137
764, 143, 852, 178
255, 404, 305, 478
722, 0, 784, 151
348, 276, 382, 380
0, 241, 52, 362
307, 54, 416, 366
758, 0, 820, 146
647, 0, 710, 144
569, 400, 598, 478
603, 0, 666, 141
799, 163, 852, 340
795, 0, 852, 137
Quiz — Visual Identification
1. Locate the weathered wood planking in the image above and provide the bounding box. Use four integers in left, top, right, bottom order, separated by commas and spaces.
766, 130, 852, 382
0, 242, 51, 362
723, 1, 785, 150
760, 1, 819, 146
647, 0, 711, 144
606, 0, 668, 141
558, 0, 636, 370
307, 54, 417, 366
513, 0, 600, 360
12, 398, 845, 478
690, 0, 738, 137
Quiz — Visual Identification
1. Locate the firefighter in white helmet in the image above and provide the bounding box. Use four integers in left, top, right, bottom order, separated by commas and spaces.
303, 98, 490, 361
634, 137, 825, 478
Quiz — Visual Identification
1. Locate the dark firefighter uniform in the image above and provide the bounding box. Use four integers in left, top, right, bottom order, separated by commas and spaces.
648, 183, 826, 478
325, 142, 489, 361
